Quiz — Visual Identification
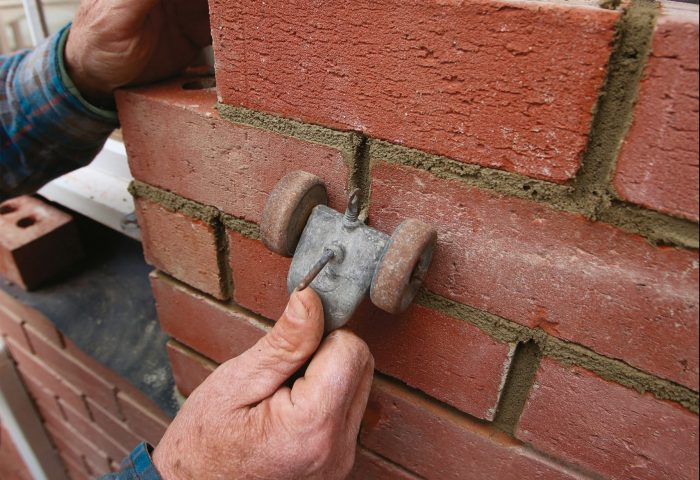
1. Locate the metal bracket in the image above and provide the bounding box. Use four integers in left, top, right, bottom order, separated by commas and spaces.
261, 171, 437, 332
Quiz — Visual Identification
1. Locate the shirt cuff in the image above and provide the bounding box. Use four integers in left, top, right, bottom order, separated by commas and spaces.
99, 442, 162, 480
56, 24, 119, 123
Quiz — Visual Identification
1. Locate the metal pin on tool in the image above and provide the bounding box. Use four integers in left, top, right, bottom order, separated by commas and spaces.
296, 247, 335, 291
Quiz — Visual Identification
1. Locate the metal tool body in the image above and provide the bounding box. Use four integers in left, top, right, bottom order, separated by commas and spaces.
261, 171, 437, 332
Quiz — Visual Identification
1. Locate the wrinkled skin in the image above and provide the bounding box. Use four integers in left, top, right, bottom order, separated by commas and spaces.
153, 289, 374, 479
65, 0, 211, 106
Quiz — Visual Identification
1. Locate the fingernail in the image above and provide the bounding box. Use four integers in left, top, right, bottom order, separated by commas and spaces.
286, 292, 309, 322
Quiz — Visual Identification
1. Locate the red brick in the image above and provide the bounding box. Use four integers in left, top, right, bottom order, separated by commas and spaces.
349, 448, 419, 480
117, 392, 170, 447
43, 415, 111, 476
516, 358, 699, 480
350, 303, 514, 421
0, 295, 31, 351
227, 232, 515, 420
86, 398, 140, 453
0, 289, 63, 350
117, 79, 352, 222
19, 374, 65, 422
135, 198, 225, 300
228, 230, 292, 320
7, 338, 91, 420
369, 162, 699, 389
212, 1, 617, 183
614, 4, 699, 221
23, 322, 121, 419
62, 455, 90, 480
151, 272, 267, 364
166, 340, 217, 397
0, 195, 83, 290
361, 379, 584, 480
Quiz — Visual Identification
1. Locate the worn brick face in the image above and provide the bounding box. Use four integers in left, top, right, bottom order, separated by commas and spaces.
117, 80, 351, 223
135, 198, 225, 300
369, 162, 699, 389
211, 0, 618, 182
614, 5, 699, 221
516, 358, 699, 480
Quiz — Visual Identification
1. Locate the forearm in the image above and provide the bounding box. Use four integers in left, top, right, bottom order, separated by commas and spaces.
0, 24, 118, 201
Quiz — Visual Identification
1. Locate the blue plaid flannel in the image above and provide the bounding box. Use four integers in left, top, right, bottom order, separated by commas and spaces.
0, 24, 118, 202
2, 26, 161, 479
99, 442, 163, 480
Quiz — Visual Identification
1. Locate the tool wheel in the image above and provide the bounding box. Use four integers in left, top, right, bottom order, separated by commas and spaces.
370, 219, 437, 314
261, 171, 328, 257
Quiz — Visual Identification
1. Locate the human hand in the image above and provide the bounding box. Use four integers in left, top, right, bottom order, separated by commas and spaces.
65, 0, 211, 106
152, 288, 375, 479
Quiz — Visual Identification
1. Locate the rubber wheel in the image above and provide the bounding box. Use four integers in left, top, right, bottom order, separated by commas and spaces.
370, 219, 437, 314
261, 171, 328, 257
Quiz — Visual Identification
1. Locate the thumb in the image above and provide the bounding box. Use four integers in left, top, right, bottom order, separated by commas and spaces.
226, 289, 324, 407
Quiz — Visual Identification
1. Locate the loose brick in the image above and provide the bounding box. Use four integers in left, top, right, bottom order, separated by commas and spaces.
227, 232, 515, 420
151, 272, 267, 364
369, 162, 699, 389
516, 358, 699, 480
349, 448, 419, 480
0, 196, 83, 290
361, 379, 585, 480
86, 398, 140, 453
135, 198, 225, 300
23, 322, 121, 418
228, 230, 292, 320
166, 340, 217, 397
211, 0, 618, 183
117, 392, 170, 447
614, 4, 699, 221
117, 79, 352, 222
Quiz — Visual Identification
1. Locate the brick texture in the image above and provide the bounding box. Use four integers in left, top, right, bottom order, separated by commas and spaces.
369, 162, 699, 389
348, 448, 419, 480
614, 5, 699, 221
166, 340, 217, 397
152, 272, 267, 364
0, 422, 32, 480
227, 232, 516, 420
361, 379, 584, 480
0, 291, 173, 478
516, 358, 699, 480
135, 197, 226, 300
0, 195, 83, 290
116, 80, 352, 223
211, 0, 618, 183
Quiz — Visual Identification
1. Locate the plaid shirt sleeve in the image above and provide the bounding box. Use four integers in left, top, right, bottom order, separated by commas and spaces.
0, 23, 118, 202
99, 442, 163, 480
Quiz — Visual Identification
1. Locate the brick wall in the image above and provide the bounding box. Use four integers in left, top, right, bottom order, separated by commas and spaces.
118, 0, 698, 478
0, 289, 171, 480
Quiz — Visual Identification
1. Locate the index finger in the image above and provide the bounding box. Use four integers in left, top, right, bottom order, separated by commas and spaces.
290, 330, 373, 420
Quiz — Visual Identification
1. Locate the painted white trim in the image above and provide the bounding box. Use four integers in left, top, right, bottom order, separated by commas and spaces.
39, 139, 141, 241
20, 0, 47, 44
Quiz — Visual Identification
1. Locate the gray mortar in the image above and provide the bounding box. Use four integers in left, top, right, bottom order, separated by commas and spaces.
131, 179, 699, 412
492, 341, 543, 434
129, 181, 219, 224
369, 139, 576, 211
214, 221, 233, 299
417, 290, 700, 414
221, 214, 261, 240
